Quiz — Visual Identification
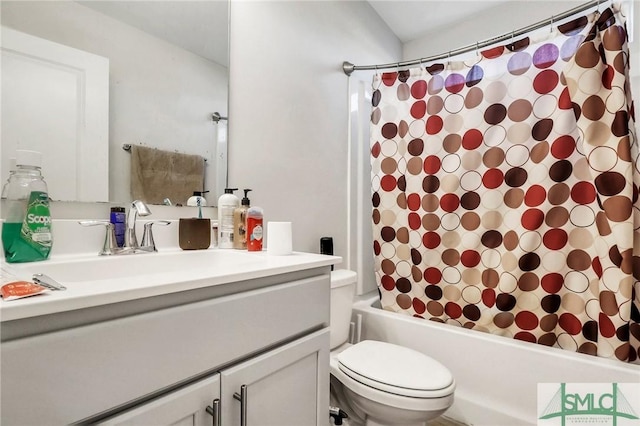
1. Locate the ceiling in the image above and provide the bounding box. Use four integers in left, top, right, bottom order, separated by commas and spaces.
77, 1, 510, 67
77, 0, 229, 67
368, 0, 511, 43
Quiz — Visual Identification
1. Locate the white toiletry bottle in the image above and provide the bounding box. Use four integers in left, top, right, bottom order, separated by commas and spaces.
217, 188, 238, 249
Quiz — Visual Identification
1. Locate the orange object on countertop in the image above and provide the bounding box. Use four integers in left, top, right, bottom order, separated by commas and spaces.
1, 281, 48, 301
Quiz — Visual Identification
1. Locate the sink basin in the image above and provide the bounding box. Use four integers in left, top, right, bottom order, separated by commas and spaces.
4, 250, 257, 283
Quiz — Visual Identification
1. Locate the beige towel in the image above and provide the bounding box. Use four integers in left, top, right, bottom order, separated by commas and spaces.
130, 145, 205, 205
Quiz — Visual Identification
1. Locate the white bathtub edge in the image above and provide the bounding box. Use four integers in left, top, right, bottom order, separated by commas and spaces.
352, 293, 640, 426
447, 390, 534, 426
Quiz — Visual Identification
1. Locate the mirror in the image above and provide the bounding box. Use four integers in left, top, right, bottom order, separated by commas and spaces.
1, 0, 229, 206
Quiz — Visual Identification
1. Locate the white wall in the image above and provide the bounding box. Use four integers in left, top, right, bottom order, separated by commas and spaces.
228, 1, 401, 262
627, 1, 640, 105
1, 1, 228, 206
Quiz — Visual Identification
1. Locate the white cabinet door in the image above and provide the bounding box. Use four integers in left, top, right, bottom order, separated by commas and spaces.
99, 374, 221, 426
221, 329, 330, 426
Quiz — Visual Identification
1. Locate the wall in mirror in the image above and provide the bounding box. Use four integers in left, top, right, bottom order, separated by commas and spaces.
1, 1, 229, 206
2, 25, 110, 202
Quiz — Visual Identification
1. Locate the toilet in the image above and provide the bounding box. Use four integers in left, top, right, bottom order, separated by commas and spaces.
329, 270, 455, 426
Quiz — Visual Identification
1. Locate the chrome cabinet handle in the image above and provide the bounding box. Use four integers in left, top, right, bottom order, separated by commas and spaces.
233, 385, 247, 426
205, 398, 221, 426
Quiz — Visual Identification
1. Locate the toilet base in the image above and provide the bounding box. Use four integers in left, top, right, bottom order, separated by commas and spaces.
330, 375, 366, 425
330, 374, 450, 426
343, 383, 449, 426
365, 420, 426, 426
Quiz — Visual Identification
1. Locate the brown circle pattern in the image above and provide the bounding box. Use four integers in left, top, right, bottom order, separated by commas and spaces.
370, 6, 639, 364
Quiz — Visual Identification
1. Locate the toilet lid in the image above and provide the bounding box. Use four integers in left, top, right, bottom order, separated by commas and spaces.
336, 340, 454, 397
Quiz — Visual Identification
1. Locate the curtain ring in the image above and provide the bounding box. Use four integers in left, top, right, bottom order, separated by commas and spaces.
475, 41, 479, 56
550, 15, 554, 33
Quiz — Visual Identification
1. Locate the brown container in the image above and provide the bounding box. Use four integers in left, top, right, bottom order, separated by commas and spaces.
179, 218, 211, 250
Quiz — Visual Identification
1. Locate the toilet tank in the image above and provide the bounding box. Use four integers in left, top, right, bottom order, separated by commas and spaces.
330, 269, 357, 349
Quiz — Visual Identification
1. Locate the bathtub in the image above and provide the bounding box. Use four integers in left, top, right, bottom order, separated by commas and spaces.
351, 294, 640, 426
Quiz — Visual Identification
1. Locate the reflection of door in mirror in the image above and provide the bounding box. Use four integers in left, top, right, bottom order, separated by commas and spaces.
1, 27, 109, 202
1, 1, 229, 206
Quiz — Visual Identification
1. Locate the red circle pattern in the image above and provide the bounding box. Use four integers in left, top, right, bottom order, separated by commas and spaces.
370, 8, 639, 363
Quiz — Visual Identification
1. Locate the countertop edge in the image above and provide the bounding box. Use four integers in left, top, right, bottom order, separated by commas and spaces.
1, 252, 341, 322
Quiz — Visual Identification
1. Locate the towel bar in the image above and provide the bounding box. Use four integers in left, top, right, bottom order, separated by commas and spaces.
122, 144, 207, 162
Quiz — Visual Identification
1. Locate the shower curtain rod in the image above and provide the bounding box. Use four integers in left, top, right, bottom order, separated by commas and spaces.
343, 0, 604, 76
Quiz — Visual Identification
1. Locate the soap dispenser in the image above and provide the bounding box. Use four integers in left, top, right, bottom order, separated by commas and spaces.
217, 188, 239, 249
187, 191, 208, 207
233, 189, 251, 249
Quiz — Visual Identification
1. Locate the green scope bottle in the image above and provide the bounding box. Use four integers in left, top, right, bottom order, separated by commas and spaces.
2, 150, 52, 263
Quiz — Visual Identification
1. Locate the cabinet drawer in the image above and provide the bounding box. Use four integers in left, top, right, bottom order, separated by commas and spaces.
1, 273, 330, 425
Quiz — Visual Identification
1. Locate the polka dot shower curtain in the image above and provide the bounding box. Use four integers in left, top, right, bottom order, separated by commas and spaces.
370, 5, 639, 363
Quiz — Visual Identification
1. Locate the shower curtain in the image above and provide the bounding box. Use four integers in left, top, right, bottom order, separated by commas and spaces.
370, 5, 639, 363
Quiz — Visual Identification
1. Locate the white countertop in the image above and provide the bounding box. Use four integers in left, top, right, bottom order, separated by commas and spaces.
1, 249, 340, 322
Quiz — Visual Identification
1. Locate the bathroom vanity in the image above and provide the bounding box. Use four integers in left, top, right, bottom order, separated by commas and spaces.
0, 249, 337, 425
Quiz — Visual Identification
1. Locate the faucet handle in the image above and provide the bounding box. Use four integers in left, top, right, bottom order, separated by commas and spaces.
79, 220, 119, 256
141, 220, 170, 252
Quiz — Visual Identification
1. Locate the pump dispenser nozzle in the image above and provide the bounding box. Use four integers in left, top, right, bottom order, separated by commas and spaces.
241, 189, 252, 206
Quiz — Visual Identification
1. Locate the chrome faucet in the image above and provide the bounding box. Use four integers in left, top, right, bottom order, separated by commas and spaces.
125, 199, 151, 249
79, 200, 170, 256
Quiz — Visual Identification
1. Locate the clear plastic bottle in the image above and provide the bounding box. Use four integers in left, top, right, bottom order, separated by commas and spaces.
1, 158, 17, 199
1, 150, 53, 263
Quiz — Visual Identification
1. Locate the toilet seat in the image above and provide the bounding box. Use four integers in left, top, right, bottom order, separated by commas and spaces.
336, 340, 454, 399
